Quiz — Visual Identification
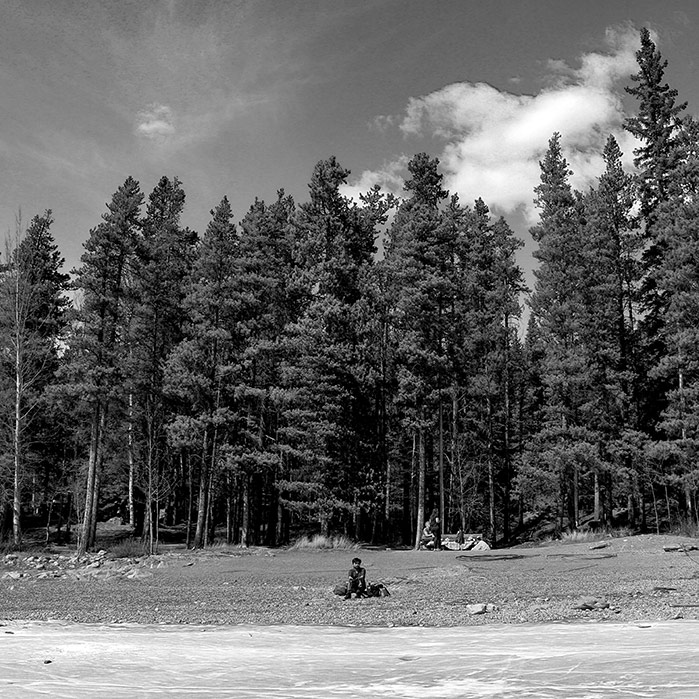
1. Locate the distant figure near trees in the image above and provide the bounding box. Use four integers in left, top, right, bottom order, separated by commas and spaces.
420, 521, 435, 550
429, 510, 442, 551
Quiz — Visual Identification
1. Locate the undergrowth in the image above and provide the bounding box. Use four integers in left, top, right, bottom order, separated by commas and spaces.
290, 534, 359, 551
107, 537, 148, 559
555, 527, 633, 544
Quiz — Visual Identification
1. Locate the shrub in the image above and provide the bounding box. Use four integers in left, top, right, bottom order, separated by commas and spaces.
678, 516, 699, 538
108, 537, 146, 559
559, 526, 632, 544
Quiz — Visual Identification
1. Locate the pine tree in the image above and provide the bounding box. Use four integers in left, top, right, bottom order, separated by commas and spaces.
624, 28, 687, 434
651, 117, 699, 524
383, 152, 451, 548
0, 211, 69, 545
234, 191, 299, 545
580, 135, 643, 524
131, 176, 197, 551
526, 134, 593, 530
625, 28, 686, 229
69, 177, 144, 552
165, 197, 240, 548
278, 157, 382, 538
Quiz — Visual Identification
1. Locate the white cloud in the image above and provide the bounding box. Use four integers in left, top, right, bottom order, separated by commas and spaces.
340, 156, 409, 204
353, 25, 642, 224
135, 103, 176, 141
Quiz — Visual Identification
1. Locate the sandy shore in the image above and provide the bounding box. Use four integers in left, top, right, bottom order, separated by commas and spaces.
2, 533, 698, 627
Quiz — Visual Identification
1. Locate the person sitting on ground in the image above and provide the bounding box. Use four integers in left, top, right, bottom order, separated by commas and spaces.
345, 557, 367, 599
429, 510, 442, 551
420, 521, 435, 550
471, 536, 491, 551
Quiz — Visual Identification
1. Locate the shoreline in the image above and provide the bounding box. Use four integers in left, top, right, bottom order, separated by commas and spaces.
2, 533, 698, 627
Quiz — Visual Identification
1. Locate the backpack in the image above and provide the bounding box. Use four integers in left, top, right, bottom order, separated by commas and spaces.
367, 583, 390, 597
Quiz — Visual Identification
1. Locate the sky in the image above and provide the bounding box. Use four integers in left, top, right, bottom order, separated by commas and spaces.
1, 0, 699, 292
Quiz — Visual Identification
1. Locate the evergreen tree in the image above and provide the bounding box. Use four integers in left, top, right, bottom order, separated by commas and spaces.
624, 27, 686, 229
131, 176, 197, 551
68, 177, 144, 552
278, 157, 382, 538
651, 117, 699, 523
526, 134, 593, 530
624, 28, 687, 436
580, 135, 643, 524
383, 152, 451, 548
234, 191, 299, 545
165, 197, 240, 548
0, 211, 69, 545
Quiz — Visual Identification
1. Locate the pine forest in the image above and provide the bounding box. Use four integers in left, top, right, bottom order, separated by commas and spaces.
3, 29, 699, 552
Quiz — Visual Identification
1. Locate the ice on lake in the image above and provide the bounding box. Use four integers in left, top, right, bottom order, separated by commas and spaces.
2, 620, 699, 698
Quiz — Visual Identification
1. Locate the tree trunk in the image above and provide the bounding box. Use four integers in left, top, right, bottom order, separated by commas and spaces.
89, 448, 102, 549
13, 361, 22, 546
414, 427, 426, 550
381, 319, 390, 535
204, 425, 218, 546
487, 397, 496, 546
143, 421, 155, 554
487, 454, 496, 545
12, 238, 23, 548
438, 400, 445, 532
193, 429, 209, 548
79, 402, 101, 555
502, 319, 512, 544
127, 392, 135, 526
185, 451, 193, 548
573, 464, 579, 529
241, 474, 250, 547
451, 388, 464, 531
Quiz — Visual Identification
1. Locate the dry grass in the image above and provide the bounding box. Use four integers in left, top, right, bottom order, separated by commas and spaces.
289, 533, 360, 551
107, 537, 149, 559
558, 527, 633, 544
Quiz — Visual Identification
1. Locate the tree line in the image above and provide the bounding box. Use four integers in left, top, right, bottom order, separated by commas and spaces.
2, 29, 698, 551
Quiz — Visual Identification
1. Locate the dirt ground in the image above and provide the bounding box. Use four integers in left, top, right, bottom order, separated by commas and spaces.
2, 532, 699, 627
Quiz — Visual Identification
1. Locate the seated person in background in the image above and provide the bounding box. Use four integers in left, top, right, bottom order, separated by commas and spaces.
471, 537, 491, 551
345, 557, 367, 599
429, 512, 442, 551
463, 534, 490, 551
420, 522, 435, 549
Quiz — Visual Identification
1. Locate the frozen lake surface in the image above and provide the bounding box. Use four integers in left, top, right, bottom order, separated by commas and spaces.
2, 620, 698, 697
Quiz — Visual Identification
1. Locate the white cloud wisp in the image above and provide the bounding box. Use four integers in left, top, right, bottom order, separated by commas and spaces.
135, 103, 176, 142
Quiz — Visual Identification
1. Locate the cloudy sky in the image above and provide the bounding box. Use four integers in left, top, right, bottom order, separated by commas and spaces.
1, 1, 698, 286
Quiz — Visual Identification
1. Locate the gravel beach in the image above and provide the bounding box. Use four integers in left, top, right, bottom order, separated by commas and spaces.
2, 533, 698, 627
